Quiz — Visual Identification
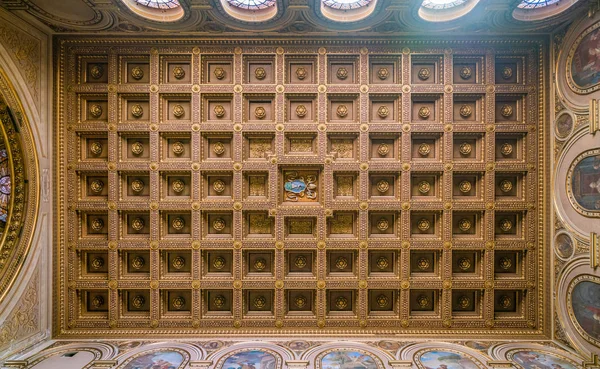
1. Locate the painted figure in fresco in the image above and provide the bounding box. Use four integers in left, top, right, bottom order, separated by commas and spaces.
571, 27, 600, 89
512, 351, 578, 369
223, 350, 276, 369
572, 154, 600, 211
288, 341, 311, 351
321, 351, 378, 369
122, 351, 184, 369
571, 280, 600, 341
419, 351, 480, 369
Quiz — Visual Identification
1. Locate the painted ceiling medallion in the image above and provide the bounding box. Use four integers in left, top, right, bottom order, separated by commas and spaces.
417, 218, 431, 232
131, 141, 145, 156
457, 257, 471, 271
130, 66, 144, 80
376, 295, 389, 308
418, 106, 431, 119
213, 256, 226, 269
417, 257, 430, 270
335, 256, 349, 270
131, 104, 144, 118
294, 255, 307, 268
500, 104, 513, 118
227, 0, 276, 10
459, 105, 472, 118
376, 218, 389, 231
295, 105, 308, 118
90, 218, 104, 232
214, 104, 226, 118
131, 179, 145, 193
376, 256, 389, 270
336, 105, 348, 118
90, 257, 104, 270
459, 142, 472, 155
296, 67, 307, 80
171, 296, 186, 310
89, 141, 103, 156
499, 218, 513, 232
418, 180, 431, 194
323, 0, 372, 10
131, 295, 145, 309
90, 179, 104, 194
500, 142, 513, 156
418, 68, 431, 81
502, 66, 513, 79
254, 258, 267, 271
131, 217, 145, 231
213, 67, 226, 80
172, 66, 185, 79
89, 104, 103, 118
254, 67, 267, 80
255, 106, 267, 119
416, 294, 430, 308
284, 171, 317, 202
377, 143, 390, 156
377, 105, 390, 118
376, 179, 390, 193
213, 179, 226, 194
459, 66, 472, 79
458, 180, 472, 193
172, 179, 185, 193
213, 142, 226, 156
335, 296, 348, 310
294, 295, 307, 308
253, 296, 267, 309
377, 67, 390, 80
336, 67, 349, 80
172, 256, 186, 270
458, 218, 472, 232
213, 295, 226, 308
500, 179, 513, 193
171, 217, 185, 230
89, 64, 104, 79
172, 104, 185, 118
131, 256, 145, 270
213, 218, 227, 232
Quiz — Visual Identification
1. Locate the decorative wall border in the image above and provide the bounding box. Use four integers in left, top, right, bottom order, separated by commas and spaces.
565, 148, 600, 218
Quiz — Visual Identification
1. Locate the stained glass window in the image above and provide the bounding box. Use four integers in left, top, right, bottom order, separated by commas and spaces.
134, 0, 180, 9
322, 0, 372, 10
227, 0, 276, 10
421, 0, 467, 9
0, 149, 10, 224
517, 0, 561, 9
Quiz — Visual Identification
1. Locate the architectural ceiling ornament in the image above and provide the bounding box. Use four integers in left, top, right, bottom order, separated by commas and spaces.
131, 141, 144, 156
377, 67, 389, 80
459, 66, 472, 80
459, 142, 472, 155
172, 141, 185, 155
172, 179, 185, 193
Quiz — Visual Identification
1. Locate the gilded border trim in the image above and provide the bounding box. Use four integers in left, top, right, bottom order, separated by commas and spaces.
566, 20, 600, 95
565, 148, 600, 218
566, 274, 600, 348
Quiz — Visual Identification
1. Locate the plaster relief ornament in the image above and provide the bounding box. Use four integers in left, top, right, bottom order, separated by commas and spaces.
172, 104, 185, 118
418, 67, 431, 81
376, 179, 390, 193
458, 218, 472, 232
498, 257, 512, 270
213, 295, 226, 308
90, 179, 104, 194
284, 171, 317, 202
502, 66, 513, 79
254, 67, 267, 80
89, 64, 104, 79
377, 105, 390, 118
213, 218, 226, 232
172, 256, 185, 270
131, 141, 144, 156
376, 256, 389, 270
417, 218, 431, 232
500, 104, 513, 118
459, 66, 472, 80
172, 66, 185, 80
172, 141, 185, 156
376, 218, 389, 231
89, 104, 103, 118
131, 179, 145, 193
132, 295, 145, 309
91, 257, 104, 270
377, 143, 390, 156
459, 105, 472, 118
213, 179, 226, 194
295, 67, 307, 80
418, 106, 431, 119
418, 143, 431, 156
295, 105, 307, 118
336, 105, 348, 118
459, 142, 472, 155
214, 67, 226, 80
171, 296, 185, 310
171, 217, 185, 231
294, 255, 307, 268
499, 218, 513, 232
91, 295, 104, 308
130, 66, 144, 80
253, 296, 267, 309
172, 179, 185, 193
376, 294, 389, 308
335, 256, 349, 270
213, 141, 226, 156
377, 67, 389, 80
131, 218, 145, 231
131, 104, 144, 118
459, 181, 472, 193
458, 295, 471, 309
90, 218, 104, 232
500, 179, 513, 193
213, 256, 226, 269
417, 257, 430, 270
131, 256, 145, 270
417, 295, 430, 308
254, 106, 267, 119
294, 295, 307, 308
335, 296, 348, 309
89, 141, 103, 156
254, 258, 267, 271
500, 142, 513, 156
418, 181, 431, 194
213, 104, 226, 118
499, 295, 512, 309
336, 67, 348, 80
457, 257, 471, 271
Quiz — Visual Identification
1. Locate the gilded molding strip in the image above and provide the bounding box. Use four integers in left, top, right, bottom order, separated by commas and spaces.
591, 232, 599, 269
590, 99, 599, 134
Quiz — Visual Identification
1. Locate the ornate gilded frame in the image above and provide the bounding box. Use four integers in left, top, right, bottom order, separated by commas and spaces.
566, 274, 600, 348
565, 148, 600, 218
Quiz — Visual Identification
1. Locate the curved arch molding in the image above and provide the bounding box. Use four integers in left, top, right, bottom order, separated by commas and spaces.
0, 67, 39, 303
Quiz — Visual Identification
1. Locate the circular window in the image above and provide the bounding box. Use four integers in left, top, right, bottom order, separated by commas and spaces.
134, 0, 180, 9
517, 0, 561, 8
322, 0, 372, 10
227, 0, 276, 10
421, 0, 467, 9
